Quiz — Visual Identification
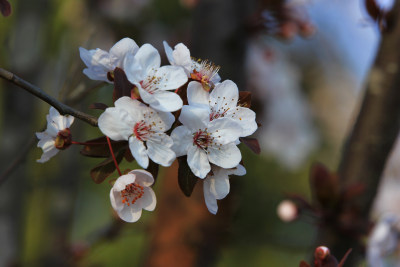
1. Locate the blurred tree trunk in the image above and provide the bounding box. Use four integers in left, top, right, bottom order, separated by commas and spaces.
317, 1, 400, 264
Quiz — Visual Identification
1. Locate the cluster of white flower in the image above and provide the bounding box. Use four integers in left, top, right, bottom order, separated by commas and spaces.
36, 37, 258, 223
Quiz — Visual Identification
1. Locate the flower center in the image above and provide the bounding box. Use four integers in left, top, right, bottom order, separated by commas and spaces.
55, 128, 72, 150
121, 183, 144, 206
193, 129, 214, 150
190, 59, 220, 91
140, 68, 165, 94
133, 120, 153, 141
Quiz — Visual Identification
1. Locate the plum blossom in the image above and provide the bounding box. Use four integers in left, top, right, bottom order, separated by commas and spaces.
98, 96, 176, 169
124, 44, 188, 112
36, 107, 74, 163
171, 105, 242, 178
163, 41, 221, 91
187, 80, 258, 137
79, 37, 139, 83
110, 170, 156, 223
203, 164, 246, 214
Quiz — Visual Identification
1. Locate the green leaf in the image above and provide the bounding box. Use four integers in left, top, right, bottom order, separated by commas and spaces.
177, 156, 198, 197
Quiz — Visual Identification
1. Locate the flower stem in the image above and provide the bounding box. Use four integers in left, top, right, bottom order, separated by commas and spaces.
106, 136, 122, 176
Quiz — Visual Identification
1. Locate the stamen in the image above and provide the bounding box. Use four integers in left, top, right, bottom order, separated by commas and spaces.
133, 120, 153, 141
120, 183, 144, 206
193, 129, 215, 150
190, 58, 220, 91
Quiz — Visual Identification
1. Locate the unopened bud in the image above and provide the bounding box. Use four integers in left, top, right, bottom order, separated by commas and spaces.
314, 246, 330, 260
277, 200, 298, 222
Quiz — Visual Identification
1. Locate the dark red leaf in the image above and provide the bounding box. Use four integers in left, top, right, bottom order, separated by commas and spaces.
0, 0, 11, 17
299, 261, 311, 267
238, 91, 252, 108
80, 136, 128, 158
240, 137, 261, 154
178, 156, 199, 197
89, 102, 108, 110
90, 150, 125, 184
113, 67, 135, 102
146, 160, 159, 183
310, 162, 340, 208
342, 183, 366, 201
365, 0, 381, 21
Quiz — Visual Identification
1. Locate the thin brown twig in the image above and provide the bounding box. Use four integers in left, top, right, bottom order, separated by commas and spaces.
0, 67, 98, 127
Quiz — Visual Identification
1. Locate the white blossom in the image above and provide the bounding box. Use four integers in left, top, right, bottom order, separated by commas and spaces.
36, 107, 74, 163
98, 96, 176, 169
171, 105, 242, 178
187, 80, 258, 137
163, 41, 221, 90
79, 37, 139, 83
110, 170, 156, 223
124, 44, 187, 112
203, 164, 246, 214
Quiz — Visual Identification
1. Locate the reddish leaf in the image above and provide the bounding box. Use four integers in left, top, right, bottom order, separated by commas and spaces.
365, 0, 381, 21
124, 149, 134, 162
80, 136, 128, 158
238, 91, 252, 108
240, 137, 261, 154
342, 182, 366, 201
178, 156, 199, 197
90, 150, 124, 184
89, 102, 108, 110
146, 160, 159, 183
113, 67, 134, 102
0, 0, 11, 17
299, 261, 311, 267
310, 162, 340, 208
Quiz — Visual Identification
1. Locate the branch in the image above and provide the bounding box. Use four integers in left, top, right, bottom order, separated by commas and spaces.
0, 68, 98, 127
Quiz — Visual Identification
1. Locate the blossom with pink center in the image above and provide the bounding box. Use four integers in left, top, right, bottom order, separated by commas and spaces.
203, 164, 246, 214
124, 44, 188, 112
79, 37, 139, 83
36, 107, 74, 163
171, 106, 242, 178
163, 41, 221, 91
187, 80, 257, 137
98, 96, 176, 169
110, 170, 156, 223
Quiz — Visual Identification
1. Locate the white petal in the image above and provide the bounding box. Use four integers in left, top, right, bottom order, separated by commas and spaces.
109, 38, 139, 67
83, 68, 109, 82
171, 126, 193, 157
179, 106, 209, 130
208, 143, 241, 169
129, 137, 149, 169
113, 173, 136, 191
156, 66, 188, 90
187, 145, 210, 178
146, 137, 176, 167
149, 90, 183, 112
110, 188, 124, 212
37, 146, 59, 163
208, 118, 242, 144
98, 107, 135, 141
229, 107, 257, 137
130, 169, 154, 187
79, 47, 113, 81
210, 80, 239, 111
140, 187, 157, 211
114, 97, 145, 121
209, 167, 230, 199
231, 164, 246, 176
124, 53, 145, 83
187, 81, 210, 107
118, 204, 142, 223
163, 41, 174, 64
203, 180, 218, 214
172, 43, 192, 71
133, 44, 161, 75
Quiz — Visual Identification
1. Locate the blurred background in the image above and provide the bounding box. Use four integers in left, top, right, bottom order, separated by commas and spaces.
0, 0, 395, 266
